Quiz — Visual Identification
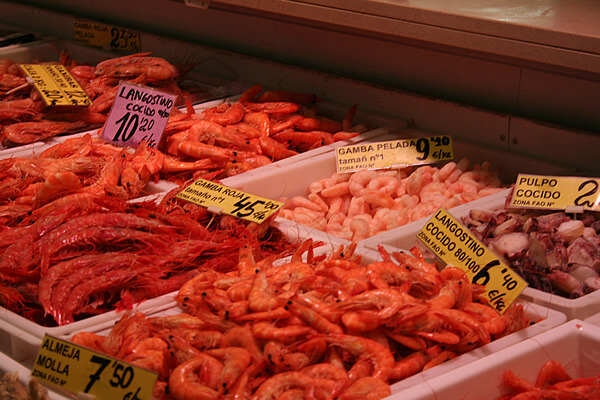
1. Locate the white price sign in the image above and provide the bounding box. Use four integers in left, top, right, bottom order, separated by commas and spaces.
102, 82, 176, 148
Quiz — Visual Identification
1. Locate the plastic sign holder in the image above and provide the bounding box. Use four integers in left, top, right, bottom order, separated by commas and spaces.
32, 335, 157, 400
74, 20, 141, 52
20, 64, 92, 107
510, 173, 600, 212
102, 82, 176, 148
176, 179, 283, 224
417, 208, 528, 314
335, 135, 453, 173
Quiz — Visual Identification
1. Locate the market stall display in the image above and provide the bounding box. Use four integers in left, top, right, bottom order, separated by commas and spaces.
67, 242, 564, 400
0, 3, 597, 398
0, 188, 296, 328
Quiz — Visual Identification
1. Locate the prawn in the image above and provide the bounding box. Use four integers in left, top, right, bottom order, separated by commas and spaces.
205, 347, 252, 395
168, 354, 223, 400
95, 52, 177, 81
252, 371, 314, 400
319, 333, 395, 381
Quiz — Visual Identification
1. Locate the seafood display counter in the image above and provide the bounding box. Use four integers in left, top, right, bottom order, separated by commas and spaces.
0, 2, 599, 399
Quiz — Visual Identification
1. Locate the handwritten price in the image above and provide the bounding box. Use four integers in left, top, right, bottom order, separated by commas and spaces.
110, 27, 140, 52
575, 179, 599, 208
86, 355, 144, 399
231, 196, 280, 221
415, 136, 451, 161
111, 112, 155, 142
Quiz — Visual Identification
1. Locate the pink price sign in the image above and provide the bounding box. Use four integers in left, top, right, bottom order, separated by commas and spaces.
102, 82, 176, 148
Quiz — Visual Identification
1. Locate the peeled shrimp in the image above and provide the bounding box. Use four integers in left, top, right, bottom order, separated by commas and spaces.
280, 158, 504, 240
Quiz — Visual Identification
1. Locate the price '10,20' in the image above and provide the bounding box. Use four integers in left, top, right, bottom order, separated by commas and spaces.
112, 112, 155, 142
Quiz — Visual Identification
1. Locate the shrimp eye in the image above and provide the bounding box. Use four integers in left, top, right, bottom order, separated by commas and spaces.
183, 297, 189, 301
233, 151, 237, 156
27, 210, 32, 215
287, 300, 292, 305
201, 292, 207, 296
232, 159, 236, 164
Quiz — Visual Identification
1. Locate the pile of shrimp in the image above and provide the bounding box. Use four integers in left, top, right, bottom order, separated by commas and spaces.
0, 190, 295, 326
500, 360, 600, 399
279, 157, 505, 241
0, 133, 169, 222
156, 84, 364, 183
0, 52, 184, 146
71, 241, 530, 400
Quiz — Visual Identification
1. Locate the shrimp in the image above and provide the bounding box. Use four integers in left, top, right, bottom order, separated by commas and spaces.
366, 175, 400, 196
2, 121, 87, 145
405, 166, 434, 196
205, 347, 252, 395
258, 136, 298, 160
337, 377, 391, 400
168, 354, 223, 400
33, 171, 81, 208
174, 140, 236, 161
124, 337, 169, 377
221, 326, 264, 370
95, 53, 177, 81
252, 372, 314, 400
348, 170, 377, 196
319, 333, 395, 381
251, 321, 316, 342
248, 264, 285, 312
389, 345, 443, 380
284, 300, 344, 334
361, 190, 395, 209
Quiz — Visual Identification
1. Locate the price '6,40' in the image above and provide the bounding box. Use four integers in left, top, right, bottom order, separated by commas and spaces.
112, 112, 155, 142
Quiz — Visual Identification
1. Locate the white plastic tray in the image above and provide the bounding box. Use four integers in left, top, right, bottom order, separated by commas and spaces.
0, 214, 352, 369
584, 311, 600, 327
395, 319, 600, 399
0, 292, 177, 369
77, 244, 566, 399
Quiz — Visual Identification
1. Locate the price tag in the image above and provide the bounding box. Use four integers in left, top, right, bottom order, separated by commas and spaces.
417, 208, 528, 314
336, 135, 453, 173
32, 335, 157, 399
510, 174, 600, 212
176, 179, 284, 223
102, 82, 176, 148
20, 64, 92, 107
74, 20, 141, 52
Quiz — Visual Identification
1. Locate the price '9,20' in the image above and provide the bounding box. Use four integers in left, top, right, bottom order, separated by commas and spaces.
112, 112, 155, 142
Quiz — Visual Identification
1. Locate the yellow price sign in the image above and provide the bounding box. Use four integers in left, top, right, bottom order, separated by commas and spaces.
32, 335, 157, 399
336, 135, 453, 173
176, 179, 283, 223
20, 64, 92, 107
417, 208, 528, 314
74, 20, 141, 52
510, 174, 600, 212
